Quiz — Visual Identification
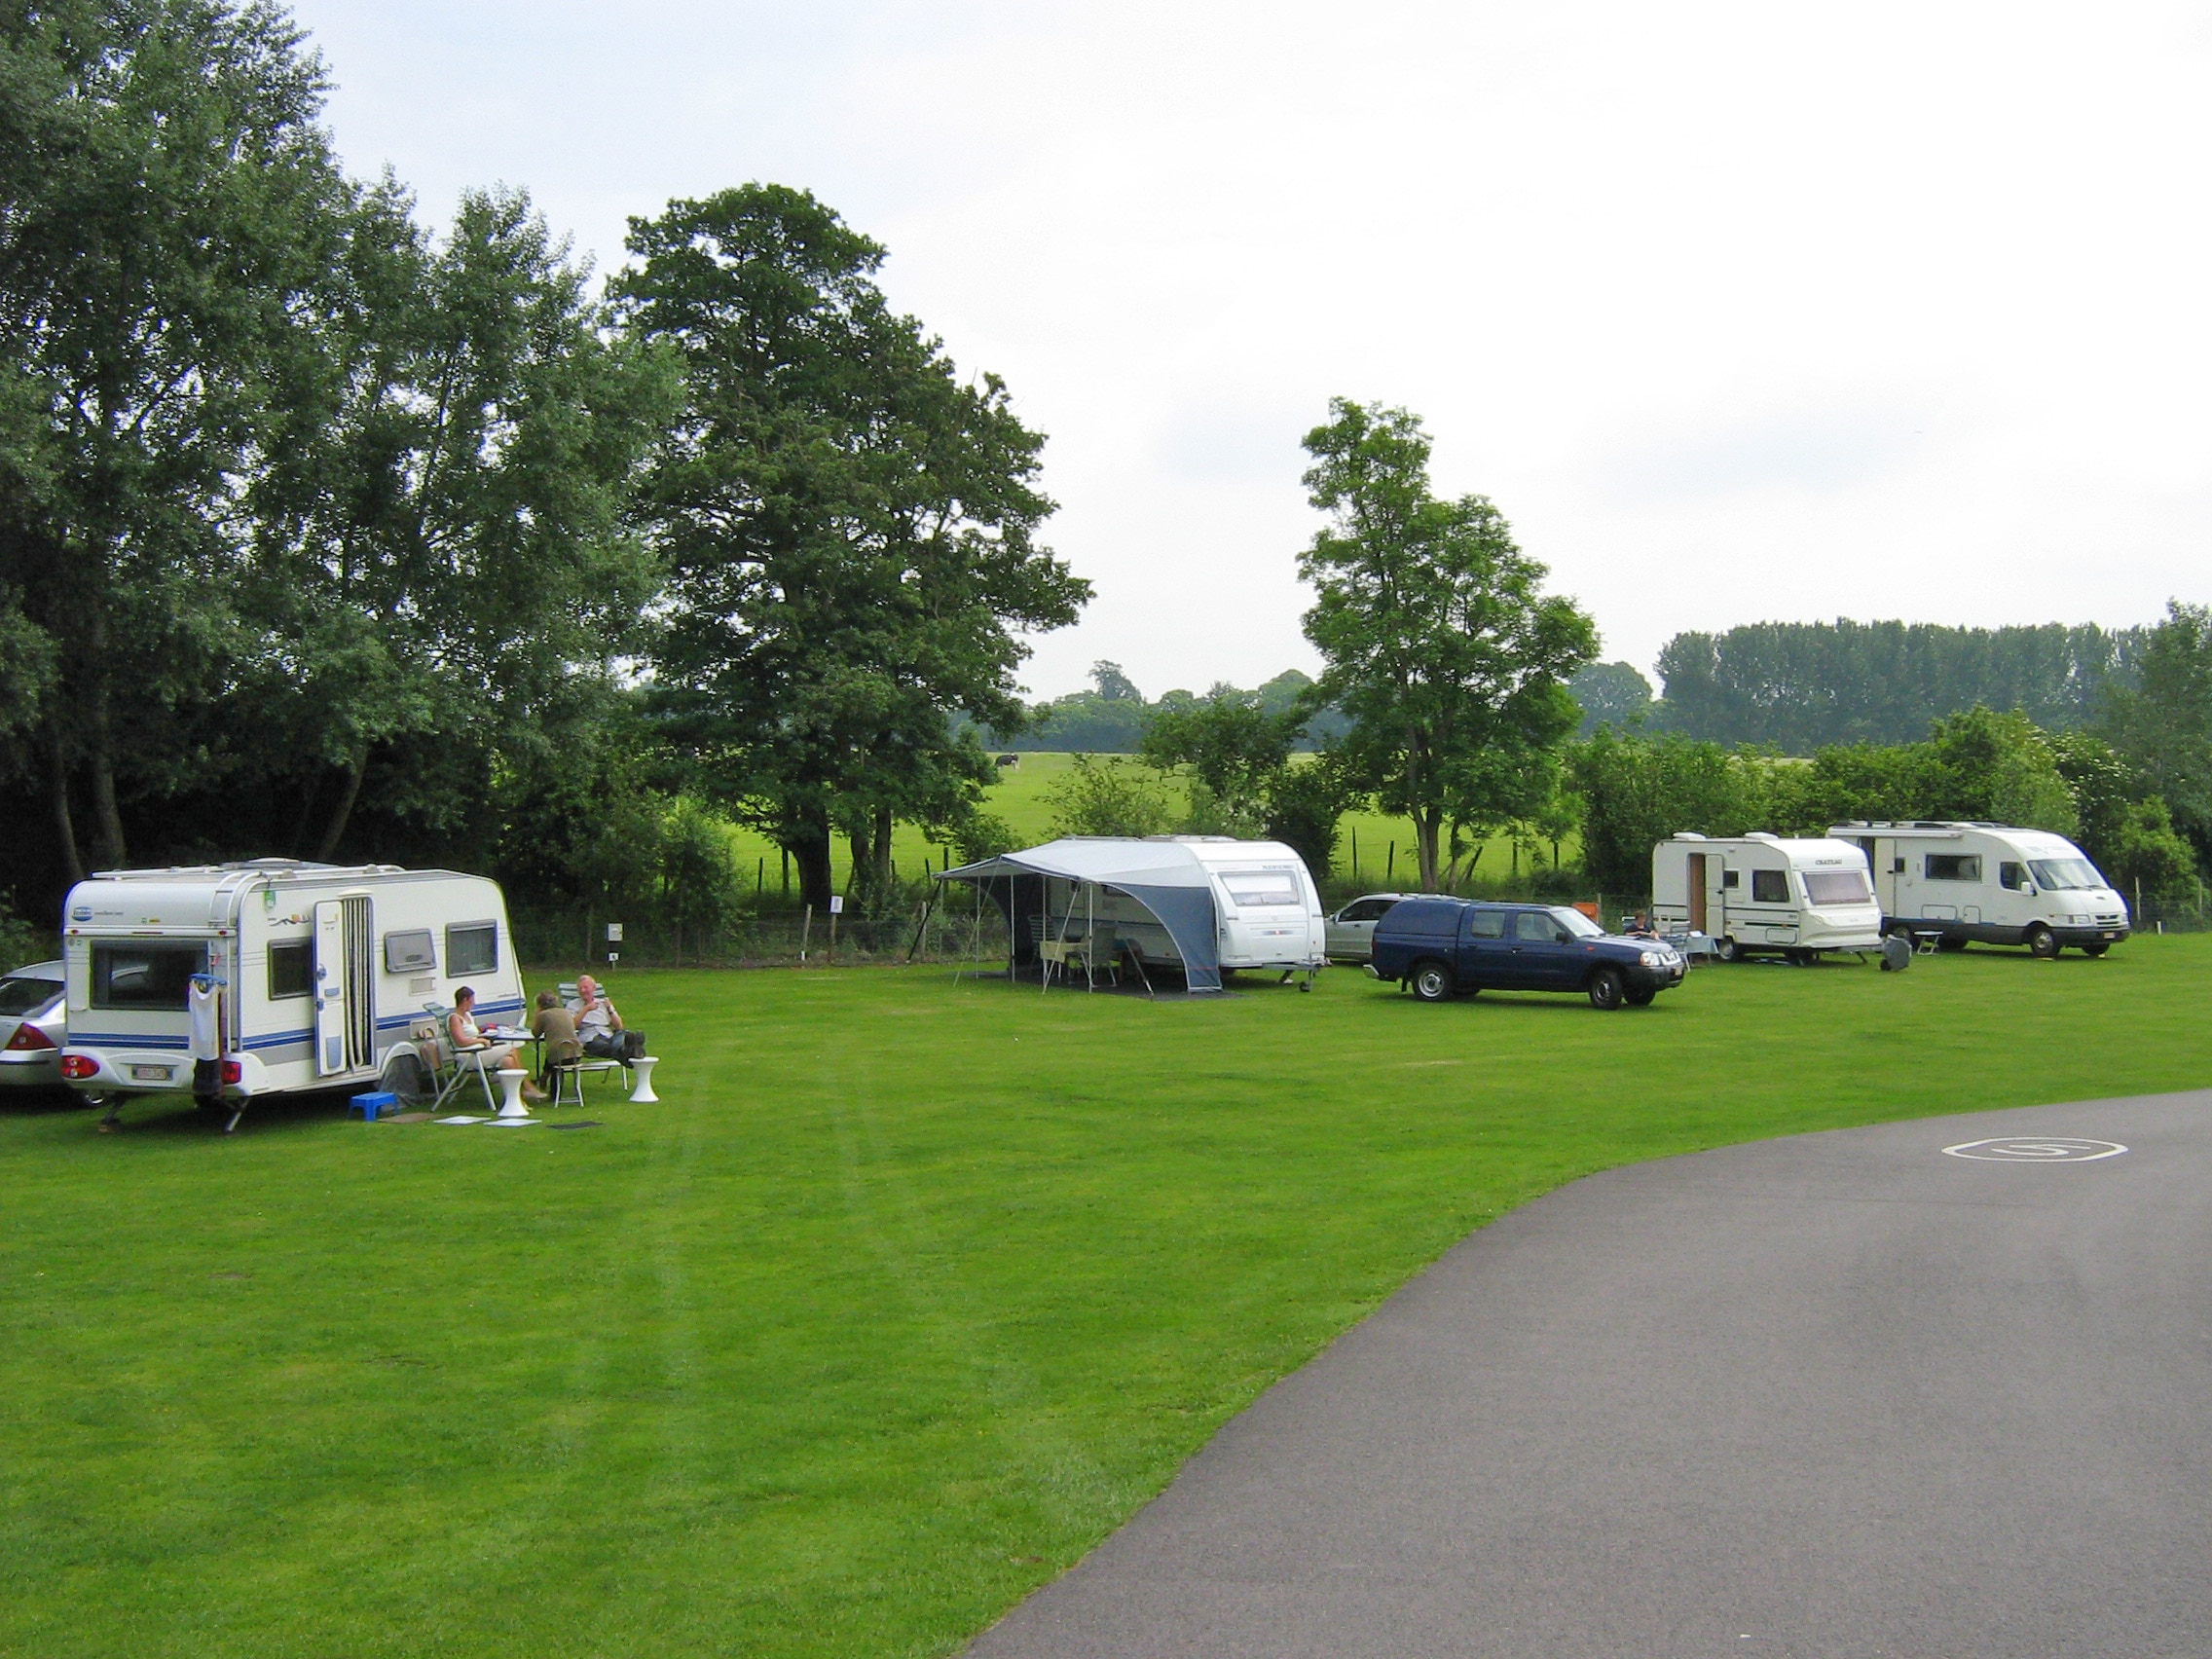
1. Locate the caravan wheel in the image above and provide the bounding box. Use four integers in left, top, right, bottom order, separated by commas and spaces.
1712, 936, 1739, 963
382, 1053, 430, 1108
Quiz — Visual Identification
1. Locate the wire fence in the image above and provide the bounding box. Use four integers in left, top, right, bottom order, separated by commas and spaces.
510, 897, 1018, 972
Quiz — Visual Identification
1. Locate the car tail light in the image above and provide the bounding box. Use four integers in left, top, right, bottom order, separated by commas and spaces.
5, 1024, 56, 1051
59, 1054, 99, 1081
219, 1059, 242, 1086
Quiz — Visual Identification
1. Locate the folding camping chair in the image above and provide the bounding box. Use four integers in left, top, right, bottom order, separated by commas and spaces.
421, 1003, 501, 1113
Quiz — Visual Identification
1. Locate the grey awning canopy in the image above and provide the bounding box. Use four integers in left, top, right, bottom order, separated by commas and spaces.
937, 837, 1224, 991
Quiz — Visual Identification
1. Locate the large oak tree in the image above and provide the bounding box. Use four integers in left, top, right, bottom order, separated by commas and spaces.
615, 184, 1088, 909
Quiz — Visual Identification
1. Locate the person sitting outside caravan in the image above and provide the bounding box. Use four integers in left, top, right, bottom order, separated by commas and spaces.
529, 989, 580, 1088
450, 985, 544, 1100
570, 974, 644, 1064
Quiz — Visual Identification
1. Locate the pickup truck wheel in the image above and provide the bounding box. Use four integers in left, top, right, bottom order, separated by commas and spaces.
1624, 986, 1656, 1007
1409, 962, 1456, 1003
1587, 967, 1625, 1010
2026, 924, 2059, 960
1712, 936, 1738, 963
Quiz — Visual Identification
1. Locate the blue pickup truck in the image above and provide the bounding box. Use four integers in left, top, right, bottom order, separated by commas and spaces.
1368, 898, 1688, 1010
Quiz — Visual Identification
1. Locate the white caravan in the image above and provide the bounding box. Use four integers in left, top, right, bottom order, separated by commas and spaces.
1650, 833, 1886, 961
1828, 822, 2130, 957
57, 860, 525, 1120
940, 835, 1328, 990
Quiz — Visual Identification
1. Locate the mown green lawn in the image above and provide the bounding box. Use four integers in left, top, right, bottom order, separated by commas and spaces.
4, 938, 2206, 1657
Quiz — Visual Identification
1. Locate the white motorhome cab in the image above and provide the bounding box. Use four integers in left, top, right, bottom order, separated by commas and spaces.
1650, 833, 1886, 962
1829, 823, 2130, 957
57, 860, 525, 1122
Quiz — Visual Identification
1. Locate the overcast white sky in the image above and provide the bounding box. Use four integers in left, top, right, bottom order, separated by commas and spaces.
290, 0, 2212, 700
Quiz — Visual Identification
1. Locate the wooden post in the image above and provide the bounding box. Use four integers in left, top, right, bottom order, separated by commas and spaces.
828, 905, 838, 965
800, 903, 813, 963
756, 858, 764, 902
1351, 828, 1359, 884
1385, 841, 1394, 882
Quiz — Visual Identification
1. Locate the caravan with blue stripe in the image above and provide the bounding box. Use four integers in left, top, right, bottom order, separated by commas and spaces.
57, 860, 529, 1128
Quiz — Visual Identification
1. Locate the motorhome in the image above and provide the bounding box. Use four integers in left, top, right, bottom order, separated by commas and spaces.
1828, 823, 2129, 956
56, 860, 525, 1119
1650, 833, 1886, 961
938, 835, 1328, 991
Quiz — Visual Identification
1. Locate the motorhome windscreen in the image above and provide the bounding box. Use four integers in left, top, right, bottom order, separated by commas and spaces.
91, 942, 205, 1010
1219, 873, 1302, 909
2029, 858, 2105, 891
1802, 870, 1872, 906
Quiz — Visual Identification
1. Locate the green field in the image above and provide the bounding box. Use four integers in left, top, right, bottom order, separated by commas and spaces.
720, 752, 1551, 897
5, 940, 2206, 1657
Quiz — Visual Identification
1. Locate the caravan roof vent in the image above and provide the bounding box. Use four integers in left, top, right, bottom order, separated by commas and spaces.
1745, 831, 1781, 842
1672, 831, 1708, 840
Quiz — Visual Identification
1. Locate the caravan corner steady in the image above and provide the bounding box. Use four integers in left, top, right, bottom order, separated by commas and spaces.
1650, 832, 1886, 962
57, 860, 525, 1126
1828, 822, 2129, 957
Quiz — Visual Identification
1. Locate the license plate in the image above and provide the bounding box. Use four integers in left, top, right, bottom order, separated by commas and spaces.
130, 1064, 172, 1082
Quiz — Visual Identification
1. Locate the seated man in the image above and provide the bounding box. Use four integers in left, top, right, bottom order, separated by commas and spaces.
569, 973, 644, 1064
529, 988, 581, 1089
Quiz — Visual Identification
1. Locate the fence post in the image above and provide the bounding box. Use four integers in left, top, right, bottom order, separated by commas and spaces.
800, 903, 813, 963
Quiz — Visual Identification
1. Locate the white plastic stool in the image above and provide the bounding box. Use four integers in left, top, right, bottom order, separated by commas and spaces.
494, 1068, 533, 1120
628, 1056, 659, 1103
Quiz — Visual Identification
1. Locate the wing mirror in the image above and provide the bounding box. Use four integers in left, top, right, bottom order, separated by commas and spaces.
1555, 930, 1574, 943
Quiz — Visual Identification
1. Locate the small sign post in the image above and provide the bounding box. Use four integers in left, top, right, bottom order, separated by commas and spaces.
828, 895, 843, 964
607, 921, 622, 964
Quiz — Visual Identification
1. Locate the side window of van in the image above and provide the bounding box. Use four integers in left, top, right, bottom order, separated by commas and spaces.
268, 941, 313, 1000
1926, 854, 1981, 882
446, 922, 498, 977
1751, 869, 1789, 903
1465, 910, 1507, 939
1998, 862, 2028, 891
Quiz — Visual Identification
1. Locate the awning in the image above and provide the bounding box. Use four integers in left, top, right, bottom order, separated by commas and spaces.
937, 837, 1223, 992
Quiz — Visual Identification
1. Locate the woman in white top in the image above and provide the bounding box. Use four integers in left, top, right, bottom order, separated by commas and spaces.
449, 985, 545, 1100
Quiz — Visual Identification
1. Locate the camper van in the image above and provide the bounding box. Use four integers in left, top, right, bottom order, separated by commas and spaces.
1828, 823, 2130, 956
56, 860, 525, 1116
1650, 833, 1886, 961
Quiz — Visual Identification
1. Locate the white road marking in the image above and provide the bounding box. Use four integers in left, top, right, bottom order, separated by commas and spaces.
1942, 1136, 2127, 1162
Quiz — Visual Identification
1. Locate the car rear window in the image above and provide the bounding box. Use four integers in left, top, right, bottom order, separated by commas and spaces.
1465, 910, 1507, 939
0, 976, 60, 1017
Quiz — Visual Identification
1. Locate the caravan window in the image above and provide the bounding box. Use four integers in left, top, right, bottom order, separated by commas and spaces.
268, 941, 313, 1000
446, 922, 498, 976
1218, 872, 1302, 909
1751, 868, 1790, 903
1720, 869, 1740, 889
1803, 870, 1872, 907
384, 930, 435, 973
91, 942, 205, 1011
1925, 854, 1981, 882
1998, 862, 2029, 892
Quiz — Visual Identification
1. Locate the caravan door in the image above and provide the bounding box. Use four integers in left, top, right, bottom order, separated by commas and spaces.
313, 899, 349, 1076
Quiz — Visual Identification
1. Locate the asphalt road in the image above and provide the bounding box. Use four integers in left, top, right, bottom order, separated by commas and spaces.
967, 1090, 2212, 1659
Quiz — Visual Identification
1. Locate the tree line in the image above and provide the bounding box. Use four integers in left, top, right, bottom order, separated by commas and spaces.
3, 4, 2203, 950
0, 0, 1082, 930
1570, 609, 2212, 904
1572, 619, 2150, 750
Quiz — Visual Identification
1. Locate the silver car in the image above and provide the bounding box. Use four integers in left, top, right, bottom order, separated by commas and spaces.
0, 960, 66, 1090
1324, 894, 1417, 963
